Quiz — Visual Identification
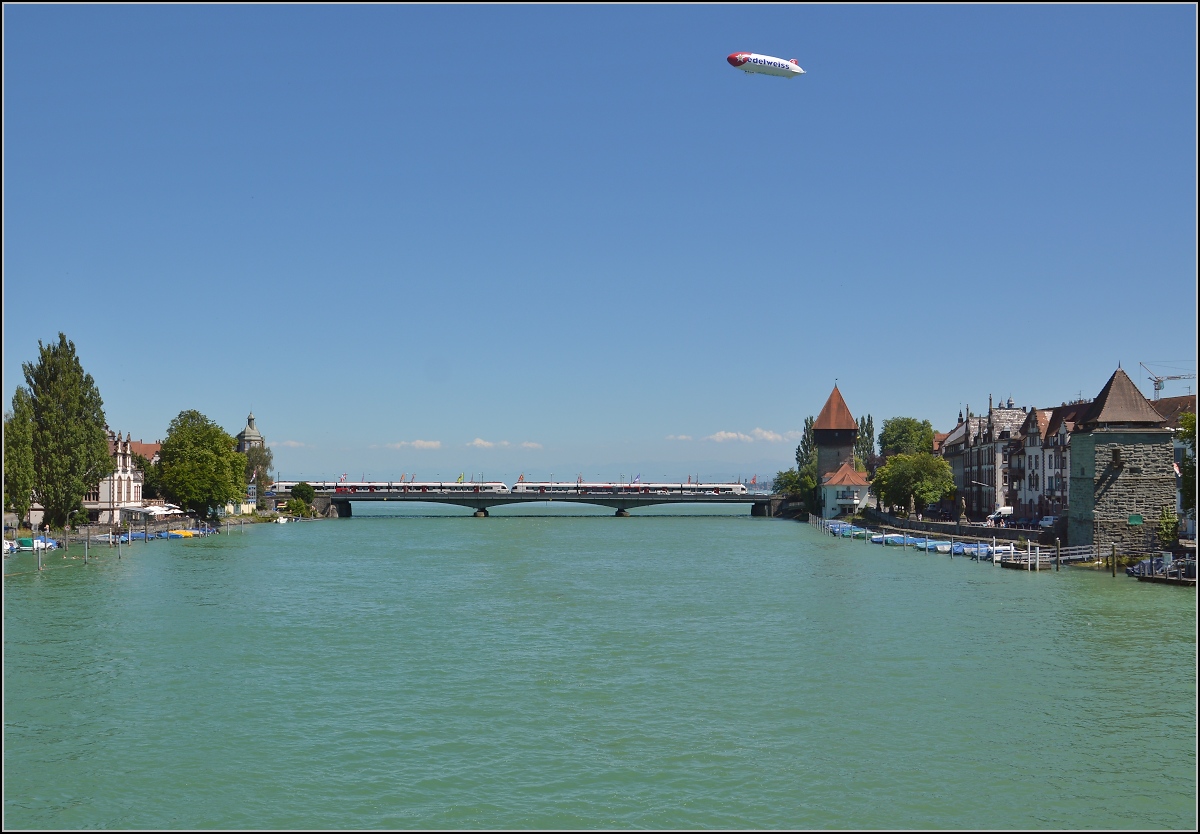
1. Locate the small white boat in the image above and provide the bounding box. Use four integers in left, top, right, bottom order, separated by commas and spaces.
276, 517, 288, 524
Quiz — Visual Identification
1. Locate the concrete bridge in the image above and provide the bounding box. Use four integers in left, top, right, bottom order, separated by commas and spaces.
307, 490, 783, 518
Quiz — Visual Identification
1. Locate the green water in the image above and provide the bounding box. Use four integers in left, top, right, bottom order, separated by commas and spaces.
4, 506, 1196, 829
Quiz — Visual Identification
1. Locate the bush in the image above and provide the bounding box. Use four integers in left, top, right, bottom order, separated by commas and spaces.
290, 481, 315, 505
284, 498, 311, 517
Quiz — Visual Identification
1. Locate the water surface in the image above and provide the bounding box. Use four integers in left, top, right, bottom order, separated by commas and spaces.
5, 507, 1195, 828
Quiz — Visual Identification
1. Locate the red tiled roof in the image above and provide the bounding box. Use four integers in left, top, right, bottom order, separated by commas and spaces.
813, 386, 857, 431
1152, 395, 1196, 430
129, 441, 161, 461
822, 461, 870, 487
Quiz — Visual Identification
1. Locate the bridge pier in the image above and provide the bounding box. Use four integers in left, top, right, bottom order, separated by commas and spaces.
474, 508, 489, 518
330, 500, 352, 518
615, 508, 630, 517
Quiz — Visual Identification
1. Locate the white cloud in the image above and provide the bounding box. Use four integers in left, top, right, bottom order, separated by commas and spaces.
703, 428, 793, 443
705, 431, 754, 443
666, 434, 693, 441
784, 430, 804, 441
468, 438, 494, 448
750, 428, 783, 442
386, 440, 441, 450
270, 440, 307, 448
520, 441, 543, 450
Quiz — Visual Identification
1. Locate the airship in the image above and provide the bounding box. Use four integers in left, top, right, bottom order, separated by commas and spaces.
727, 52, 805, 78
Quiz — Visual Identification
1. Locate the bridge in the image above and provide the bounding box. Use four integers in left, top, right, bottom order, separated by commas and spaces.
293, 485, 782, 518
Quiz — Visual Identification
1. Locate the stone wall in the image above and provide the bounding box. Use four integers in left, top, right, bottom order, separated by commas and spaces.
1068, 428, 1175, 551
861, 507, 1034, 542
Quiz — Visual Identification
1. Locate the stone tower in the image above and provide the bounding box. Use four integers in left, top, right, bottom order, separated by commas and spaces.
236, 412, 264, 454
1067, 368, 1174, 550
814, 386, 858, 479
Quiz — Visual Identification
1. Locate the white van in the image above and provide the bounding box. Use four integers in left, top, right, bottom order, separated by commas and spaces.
987, 507, 1014, 523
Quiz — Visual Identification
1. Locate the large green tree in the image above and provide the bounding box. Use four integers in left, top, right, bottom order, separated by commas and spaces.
245, 444, 274, 507
878, 417, 935, 457
1180, 411, 1196, 519
158, 410, 246, 520
4, 388, 36, 524
871, 452, 955, 515
23, 334, 113, 529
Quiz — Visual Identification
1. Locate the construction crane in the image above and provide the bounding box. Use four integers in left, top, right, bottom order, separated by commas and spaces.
1139, 362, 1196, 400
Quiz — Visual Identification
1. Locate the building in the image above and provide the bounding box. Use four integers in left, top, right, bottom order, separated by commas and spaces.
1067, 368, 1175, 551
820, 461, 871, 519
813, 386, 867, 518
813, 386, 858, 482
940, 410, 984, 516
1009, 408, 1053, 520
1037, 400, 1090, 521
1152, 394, 1197, 537
82, 429, 147, 524
945, 396, 1026, 520
235, 412, 265, 454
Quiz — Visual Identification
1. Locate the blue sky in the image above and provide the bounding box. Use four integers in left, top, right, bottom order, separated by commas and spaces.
4, 4, 1196, 484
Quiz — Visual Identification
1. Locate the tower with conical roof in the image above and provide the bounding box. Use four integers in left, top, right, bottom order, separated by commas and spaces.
1067, 368, 1174, 551
236, 412, 264, 454
814, 385, 857, 480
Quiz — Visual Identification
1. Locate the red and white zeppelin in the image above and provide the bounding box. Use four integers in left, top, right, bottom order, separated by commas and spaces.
727, 52, 805, 78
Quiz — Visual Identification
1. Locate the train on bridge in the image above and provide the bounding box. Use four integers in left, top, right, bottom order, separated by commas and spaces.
272, 480, 750, 496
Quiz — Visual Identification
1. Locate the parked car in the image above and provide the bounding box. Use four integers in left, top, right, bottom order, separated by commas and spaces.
1039, 516, 1058, 529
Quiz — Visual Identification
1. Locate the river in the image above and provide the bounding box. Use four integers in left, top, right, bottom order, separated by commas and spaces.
4, 505, 1195, 828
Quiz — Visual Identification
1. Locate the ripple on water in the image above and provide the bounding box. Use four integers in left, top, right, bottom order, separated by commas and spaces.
4, 517, 1195, 829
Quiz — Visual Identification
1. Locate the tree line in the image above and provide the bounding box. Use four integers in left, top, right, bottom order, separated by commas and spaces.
4, 333, 271, 528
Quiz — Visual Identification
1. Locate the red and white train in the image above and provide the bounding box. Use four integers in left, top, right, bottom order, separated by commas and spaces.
510, 482, 748, 496
271, 480, 748, 496
272, 480, 510, 495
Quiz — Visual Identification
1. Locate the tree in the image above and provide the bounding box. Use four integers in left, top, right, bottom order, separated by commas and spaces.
23, 334, 113, 529
1180, 411, 1196, 519
284, 497, 312, 518
245, 445, 274, 507
871, 452, 955, 515
855, 414, 875, 472
797, 455, 819, 510
4, 388, 36, 524
878, 417, 935, 457
133, 453, 161, 500
290, 481, 315, 505
158, 410, 246, 520
772, 469, 803, 497
795, 416, 816, 470
1156, 505, 1179, 549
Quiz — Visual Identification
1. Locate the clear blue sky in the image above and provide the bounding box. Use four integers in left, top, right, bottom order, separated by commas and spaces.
4, 4, 1197, 483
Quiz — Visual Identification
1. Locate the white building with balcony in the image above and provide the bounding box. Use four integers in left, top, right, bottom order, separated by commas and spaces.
820, 461, 871, 519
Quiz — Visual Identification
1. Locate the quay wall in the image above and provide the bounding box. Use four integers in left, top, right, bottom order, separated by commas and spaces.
861, 508, 1034, 543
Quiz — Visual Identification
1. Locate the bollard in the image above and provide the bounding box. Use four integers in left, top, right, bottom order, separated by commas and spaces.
1056, 538, 1060, 572
84, 534, 88, 565
993, 536, 998, 565
1111, 543, 1116, 577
